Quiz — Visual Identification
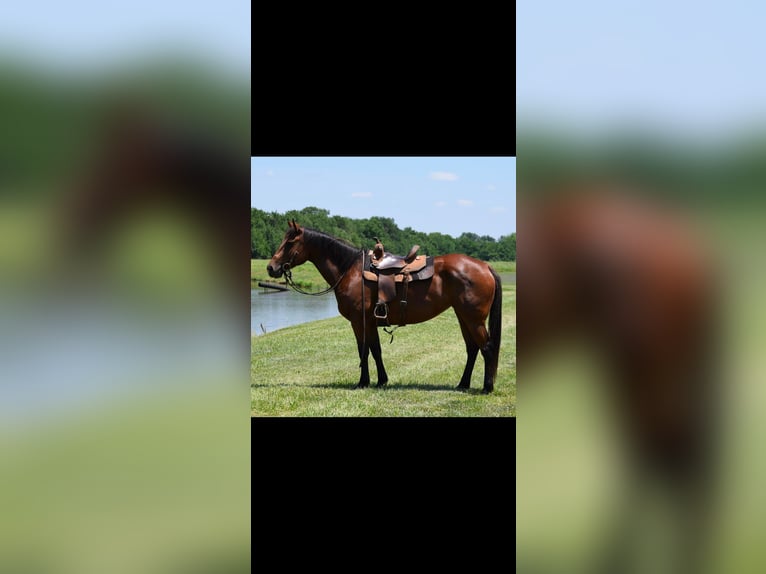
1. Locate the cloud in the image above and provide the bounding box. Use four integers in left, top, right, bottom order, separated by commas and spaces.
490, 206, 506, 213
488, 184, 496, 191
429, 171, 459, 181
265, 169, 274, 177
434, 201, 447, 207
351, 192, 373, 198
457, 199, 474, 207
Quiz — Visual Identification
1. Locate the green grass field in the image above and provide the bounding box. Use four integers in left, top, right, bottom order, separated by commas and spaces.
487, 260, 516, 273
251, 278, 516, 416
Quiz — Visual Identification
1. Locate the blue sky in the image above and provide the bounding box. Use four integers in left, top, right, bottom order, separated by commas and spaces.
518, 0, 766, 135
0, 2, 250, 74
251, 157, 516, 239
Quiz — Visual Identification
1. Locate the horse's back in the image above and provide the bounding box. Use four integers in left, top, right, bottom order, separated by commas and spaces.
520, 191, 714, 354
434, 253, 498, 314
436, 253, 497, 281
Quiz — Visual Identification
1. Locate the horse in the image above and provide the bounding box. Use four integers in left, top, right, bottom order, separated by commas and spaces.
266, 221, 503, 392
520, 185, 719, 573
57, 104, 249, 308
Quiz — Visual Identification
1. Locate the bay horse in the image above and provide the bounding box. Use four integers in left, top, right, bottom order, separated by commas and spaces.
267, 221, 503, 392
520, 185, 719, 573
57, 104, 249, 308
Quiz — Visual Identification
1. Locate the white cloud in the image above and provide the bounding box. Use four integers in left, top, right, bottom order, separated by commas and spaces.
457, 199, 474, 207
490, 206, 506, 213
265, 169, 274, 177
351, 192, 373, 198
488, 184, 496, 191
434, 201, 447, 207
429, 171, 459, 181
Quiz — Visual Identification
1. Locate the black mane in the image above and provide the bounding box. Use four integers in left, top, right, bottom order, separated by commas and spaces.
302, 227, 362, 272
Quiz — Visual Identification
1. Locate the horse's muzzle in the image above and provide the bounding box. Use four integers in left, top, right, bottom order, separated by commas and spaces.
266, 264, 283, 278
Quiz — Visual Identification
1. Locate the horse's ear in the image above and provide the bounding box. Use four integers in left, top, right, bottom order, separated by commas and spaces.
293, 221, 302, 233
288, 219, 295, 230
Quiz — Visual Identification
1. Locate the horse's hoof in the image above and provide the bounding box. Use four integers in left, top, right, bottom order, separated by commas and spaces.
375, 381, 388, 388
481, 387, 494, 394
456, 384, 470, 392
354, 383, 369, 390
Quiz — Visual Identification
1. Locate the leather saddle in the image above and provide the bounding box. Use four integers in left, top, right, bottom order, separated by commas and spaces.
372, 244, 421, 270
363, 240, 435, 326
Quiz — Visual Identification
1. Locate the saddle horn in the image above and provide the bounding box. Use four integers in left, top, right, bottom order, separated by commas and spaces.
373, 237, 384, 260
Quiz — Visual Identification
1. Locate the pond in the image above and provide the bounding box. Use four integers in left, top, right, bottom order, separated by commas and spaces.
1, 295, 239, 428
251, 288, 340, 336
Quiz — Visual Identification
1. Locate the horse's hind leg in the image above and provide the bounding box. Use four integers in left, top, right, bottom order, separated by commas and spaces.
456, 316, 480, 390
479, 344, 495, 393
457, 313, 495, 393
368, 328, 389, 387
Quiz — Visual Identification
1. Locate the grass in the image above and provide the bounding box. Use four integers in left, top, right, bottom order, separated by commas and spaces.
251, 283, 516, 417
251, 258, 327, 290
0, 386, 249, 573
488, 260, 516, 273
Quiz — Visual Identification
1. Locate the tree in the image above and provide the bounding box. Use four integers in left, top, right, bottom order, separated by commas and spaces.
427, 232, 456, 255
251, 207, 516, 262
497, 233, 516, 261
456, 232, 480, 258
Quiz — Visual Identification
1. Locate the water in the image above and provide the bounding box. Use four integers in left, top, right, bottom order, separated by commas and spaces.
1, 294, 239, 429
251, 288, 340, 335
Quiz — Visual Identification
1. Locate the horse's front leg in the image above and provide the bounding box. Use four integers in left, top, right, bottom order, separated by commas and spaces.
368, 327, 388, 387
352, 322, 371, 389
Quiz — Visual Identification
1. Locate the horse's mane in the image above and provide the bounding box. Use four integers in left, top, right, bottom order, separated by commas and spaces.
302, 227, 361, 272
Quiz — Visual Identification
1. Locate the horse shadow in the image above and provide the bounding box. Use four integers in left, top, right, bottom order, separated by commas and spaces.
308, 381, 480, 393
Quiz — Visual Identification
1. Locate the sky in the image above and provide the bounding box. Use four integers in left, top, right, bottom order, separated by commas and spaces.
517, 0, 766, 136
250, 157, 516, 240
0, 2, 250, 75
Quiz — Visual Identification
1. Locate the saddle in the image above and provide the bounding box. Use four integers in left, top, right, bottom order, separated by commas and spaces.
372, 238, 421, 270
363, 239, 435, 327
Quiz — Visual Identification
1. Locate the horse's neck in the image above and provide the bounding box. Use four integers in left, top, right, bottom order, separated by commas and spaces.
309, 256, 342, 287
308, 249, 355, 287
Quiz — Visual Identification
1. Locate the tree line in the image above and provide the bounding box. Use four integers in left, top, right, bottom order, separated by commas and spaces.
251, 206, 516, 261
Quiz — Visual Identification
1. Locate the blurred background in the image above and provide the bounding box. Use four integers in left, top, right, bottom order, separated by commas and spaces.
518, 1, 766, 573
0, 3, 250, 573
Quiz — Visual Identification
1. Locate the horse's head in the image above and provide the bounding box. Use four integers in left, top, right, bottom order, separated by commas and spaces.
267, 220, 309, 278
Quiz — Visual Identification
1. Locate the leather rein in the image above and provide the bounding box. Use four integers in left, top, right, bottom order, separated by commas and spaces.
280, 247, 360, 296
283, 263, 346, 296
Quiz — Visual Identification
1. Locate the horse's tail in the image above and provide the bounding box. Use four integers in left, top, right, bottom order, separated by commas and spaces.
487, 267, 503, 384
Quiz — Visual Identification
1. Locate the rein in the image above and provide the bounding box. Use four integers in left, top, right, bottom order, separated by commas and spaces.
281, 246, 360, 296
282, 263, 348, 296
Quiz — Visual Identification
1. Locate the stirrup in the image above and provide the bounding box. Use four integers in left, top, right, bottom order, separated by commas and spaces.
373, 302, 388, 320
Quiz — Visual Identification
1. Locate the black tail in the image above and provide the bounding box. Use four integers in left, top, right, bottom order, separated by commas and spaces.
487, 267, 503, 384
